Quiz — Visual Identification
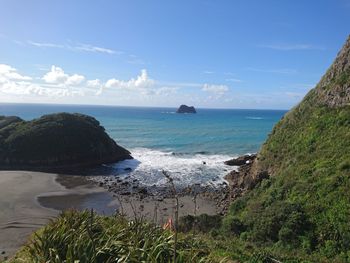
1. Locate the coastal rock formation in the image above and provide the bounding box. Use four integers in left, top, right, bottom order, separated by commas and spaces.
224, 154, 256, 166
224, 35, 350, 253
176, 105, 196, 113
0, 113, 132, 170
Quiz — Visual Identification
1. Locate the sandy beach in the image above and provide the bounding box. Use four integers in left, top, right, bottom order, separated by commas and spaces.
0, 171, 59, 260
0, 171, 117, 260
0, 171, 220, 260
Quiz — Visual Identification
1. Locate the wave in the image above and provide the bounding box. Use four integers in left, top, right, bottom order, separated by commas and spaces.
246, 116, 263, 120
93, 148, 237, 187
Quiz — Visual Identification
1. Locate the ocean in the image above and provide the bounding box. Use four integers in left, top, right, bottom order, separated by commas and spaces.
0, 103, 286, 186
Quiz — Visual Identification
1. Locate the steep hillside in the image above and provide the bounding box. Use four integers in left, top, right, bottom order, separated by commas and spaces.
225, 36, 350, 260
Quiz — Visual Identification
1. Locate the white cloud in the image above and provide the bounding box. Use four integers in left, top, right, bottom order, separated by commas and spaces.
28, 41, 64, 48
87, 79, 103, 95
258, 44, 325, 51
42, 66, 68, 84
0, 64, 232, 108
42, 66, 85, 86
0, 64, 86, 98
225, 78, 242, 83
155, 87, 178, 96
0, 79, 84, 98
0, 64, 32, 80
87, 79, 101, 88
74, 44, 119, 54
203, 70, 214, 74
202, 84, 229, 95
27, 40, 120, 55
66, 74, 85, 86
246, 67, 297, 74
105, 69, 154, 89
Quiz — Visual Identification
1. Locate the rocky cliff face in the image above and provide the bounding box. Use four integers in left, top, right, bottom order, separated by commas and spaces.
0, 113, 132, 170
315, 35, 350, 108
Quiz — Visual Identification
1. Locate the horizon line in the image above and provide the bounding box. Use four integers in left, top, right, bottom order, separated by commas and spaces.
0, 101, 290, 111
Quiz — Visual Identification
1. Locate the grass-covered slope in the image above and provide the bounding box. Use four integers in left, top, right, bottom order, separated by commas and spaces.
223, 36, 350, 260
0, 113, 131, 170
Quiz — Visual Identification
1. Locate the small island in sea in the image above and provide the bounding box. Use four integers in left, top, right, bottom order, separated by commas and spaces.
176, 104, 197, 113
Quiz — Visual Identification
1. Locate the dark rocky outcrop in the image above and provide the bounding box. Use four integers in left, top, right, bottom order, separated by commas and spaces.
176, 105, 196, 113
224, 157, 268, 201
0, 113, 132, 171
224, 154, 256, 166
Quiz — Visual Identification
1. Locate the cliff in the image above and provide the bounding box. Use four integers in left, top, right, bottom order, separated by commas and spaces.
0, 113, 132, 170
224, 35, 350, 258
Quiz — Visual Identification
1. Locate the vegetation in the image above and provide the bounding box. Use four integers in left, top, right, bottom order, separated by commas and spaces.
9, 210, 218, 263
0, 113, 131, 170
220, 35, 350, 261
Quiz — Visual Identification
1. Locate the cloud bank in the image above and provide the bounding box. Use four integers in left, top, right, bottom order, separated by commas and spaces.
0, 64, 232, 106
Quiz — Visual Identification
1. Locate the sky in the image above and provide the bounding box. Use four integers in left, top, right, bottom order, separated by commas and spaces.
0, 0, 349, 109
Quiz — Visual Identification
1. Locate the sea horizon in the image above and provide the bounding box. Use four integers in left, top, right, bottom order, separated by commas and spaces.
0, 101, 291, 111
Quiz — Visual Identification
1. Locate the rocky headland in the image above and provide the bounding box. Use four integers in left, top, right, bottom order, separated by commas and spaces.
0, 113, 132, 171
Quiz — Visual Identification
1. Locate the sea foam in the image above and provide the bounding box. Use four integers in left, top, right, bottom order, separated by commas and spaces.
97, 148, 235, 187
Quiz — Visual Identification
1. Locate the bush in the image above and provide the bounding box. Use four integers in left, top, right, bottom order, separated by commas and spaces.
178, 214, 222, 233
244, 202, 311, 246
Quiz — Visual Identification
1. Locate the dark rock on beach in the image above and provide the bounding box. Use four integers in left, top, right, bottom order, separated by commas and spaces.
0, 113, 132, 171
224, 155, 269, 204
224, 154, 256, 166
176, 104, 196, 113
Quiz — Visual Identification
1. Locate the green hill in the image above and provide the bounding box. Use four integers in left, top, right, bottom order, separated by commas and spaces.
0, 113, 132, 170
224, 36, 350, 260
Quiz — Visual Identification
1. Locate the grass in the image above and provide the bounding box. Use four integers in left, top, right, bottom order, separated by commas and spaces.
8, 210, 219, 263
221, 91, 350, 261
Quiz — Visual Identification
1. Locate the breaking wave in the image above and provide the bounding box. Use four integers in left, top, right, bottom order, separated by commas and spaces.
97, 148, 236, 187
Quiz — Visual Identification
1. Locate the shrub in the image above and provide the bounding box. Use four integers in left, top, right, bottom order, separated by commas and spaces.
178, 214, 222, 233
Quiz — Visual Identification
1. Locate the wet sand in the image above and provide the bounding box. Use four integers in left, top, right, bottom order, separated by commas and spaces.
0, 171, 117, 260
0, 171, 59, 260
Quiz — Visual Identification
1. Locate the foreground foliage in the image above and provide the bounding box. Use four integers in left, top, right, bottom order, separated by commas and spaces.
11, 210, 217, 263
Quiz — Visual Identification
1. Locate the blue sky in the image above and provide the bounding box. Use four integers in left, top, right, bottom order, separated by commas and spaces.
0, 0, 349, 109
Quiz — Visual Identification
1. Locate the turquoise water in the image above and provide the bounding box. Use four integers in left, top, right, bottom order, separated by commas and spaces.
0, 103, 286, 185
